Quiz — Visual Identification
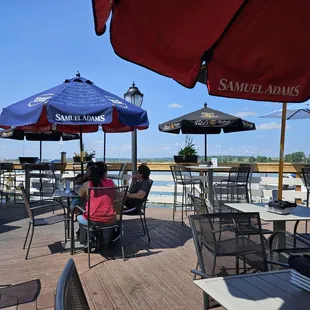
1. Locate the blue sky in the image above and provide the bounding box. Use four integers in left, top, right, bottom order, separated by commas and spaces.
0, 1, 308, 160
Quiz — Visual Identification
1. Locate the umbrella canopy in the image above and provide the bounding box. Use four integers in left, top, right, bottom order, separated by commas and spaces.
0, 73, 149, 133
159, 104, 255, 134
0, 127, 80, 141
159, 104, 255, 160
260, 103, 310, 199
92, 0, 310, 102
261, 103, 310, 120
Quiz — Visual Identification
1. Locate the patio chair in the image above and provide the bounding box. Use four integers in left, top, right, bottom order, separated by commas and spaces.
107, 163, 127, 185
76, 186, 128, 268
189, 212, 288, 309
170, 164, 203, 224
302, 166, 310, 208
20, 187, 69, 260
268, 229, 310, 266
215, 165, 251, 208
188, 194, 213, 214
0, 163, 17, 203
123, 179, 153, 243
55, 258, 89, 310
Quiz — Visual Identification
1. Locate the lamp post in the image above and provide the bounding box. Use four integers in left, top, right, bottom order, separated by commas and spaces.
124, 82, 144, 174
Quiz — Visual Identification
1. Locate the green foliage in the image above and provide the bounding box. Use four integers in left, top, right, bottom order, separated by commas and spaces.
284, 151, 306, 163
178, 135, 198, 156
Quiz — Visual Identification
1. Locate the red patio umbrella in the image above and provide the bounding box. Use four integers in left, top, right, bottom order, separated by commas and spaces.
92, 0, 310, 103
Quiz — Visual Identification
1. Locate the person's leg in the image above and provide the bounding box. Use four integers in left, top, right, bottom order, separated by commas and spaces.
124, 198, 143, 215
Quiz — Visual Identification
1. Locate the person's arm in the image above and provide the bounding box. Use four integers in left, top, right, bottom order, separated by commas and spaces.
127, 190, 146, 199
78, 181, 89, 198
127, 180, 148, 199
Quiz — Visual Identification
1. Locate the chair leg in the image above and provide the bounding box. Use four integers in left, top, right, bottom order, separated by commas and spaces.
87, 228, 91, 269
121, 225, 125, 261
143, 212, 150, 243
25, 224, 35, 260
64, 221, 67, 243
181, 186, 184, 226
23, 222, 31, 250
173, 182, 177, 221
140, 214, 146, 234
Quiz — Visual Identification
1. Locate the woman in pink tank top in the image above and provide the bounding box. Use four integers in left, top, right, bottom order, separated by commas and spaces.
78, 163, 116, 225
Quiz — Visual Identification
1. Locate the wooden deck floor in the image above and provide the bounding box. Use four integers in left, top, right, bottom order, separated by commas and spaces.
0, 202, 208, 310
0, 202, 307, 310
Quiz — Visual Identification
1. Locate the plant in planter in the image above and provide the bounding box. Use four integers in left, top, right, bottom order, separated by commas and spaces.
174, 135, 198, 163
73, 151, 94, 162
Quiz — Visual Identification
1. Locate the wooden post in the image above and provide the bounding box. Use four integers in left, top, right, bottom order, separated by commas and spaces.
278, 102, 287, 200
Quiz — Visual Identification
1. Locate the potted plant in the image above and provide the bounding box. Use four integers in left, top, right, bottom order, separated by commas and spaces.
73, 151, 94, 162
174, 135, 198, 163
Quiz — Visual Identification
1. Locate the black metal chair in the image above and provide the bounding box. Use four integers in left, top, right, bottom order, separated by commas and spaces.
215, 165, 251, 208
189, 194, 213, 214
268, 229, 310, 267
0, 163, 17, 203
78, 186, 128, 268
20, 187, 69, 260
123, 180, 153, 243
170, 165, 203, 224
55, 258, 89, 310
107, 163, 127, 186
302, 166, 310, 208
189, 212, 288, 310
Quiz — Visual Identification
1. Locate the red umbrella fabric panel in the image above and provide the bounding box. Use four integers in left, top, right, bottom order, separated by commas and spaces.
92, 0, 310, 102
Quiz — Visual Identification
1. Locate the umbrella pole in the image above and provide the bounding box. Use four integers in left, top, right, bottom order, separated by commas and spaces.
103, 132, 106, 162
278, 102, 287, 200
39, 140, 42, 161
79, 126, 84, 179
204, 134, 207, 162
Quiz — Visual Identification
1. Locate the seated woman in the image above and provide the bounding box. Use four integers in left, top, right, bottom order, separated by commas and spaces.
124, 164, 151, 215
76, 163, 116, 249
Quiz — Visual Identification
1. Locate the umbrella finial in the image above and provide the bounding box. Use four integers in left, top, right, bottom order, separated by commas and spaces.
76, 71, 80, 77
132, 81, 135, 87
204, 102, 208, 107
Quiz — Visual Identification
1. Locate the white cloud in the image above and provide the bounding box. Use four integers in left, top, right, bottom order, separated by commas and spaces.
168, 103, 182, 108
257, 122, 291, 130
234, 111, 257, 117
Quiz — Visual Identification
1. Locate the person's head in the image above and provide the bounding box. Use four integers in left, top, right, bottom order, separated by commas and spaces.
97, 161, 108, 177
86, 161, 95, 172
89, 165, 102, 187
136, 164, 151, 180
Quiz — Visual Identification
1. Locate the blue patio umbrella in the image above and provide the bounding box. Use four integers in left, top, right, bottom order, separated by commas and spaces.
0, 72, 149, 161
260, 102, 310, 199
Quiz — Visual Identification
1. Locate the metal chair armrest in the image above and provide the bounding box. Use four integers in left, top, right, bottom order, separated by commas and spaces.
30, 203, 60, 210
267, 260, 289, 268
190, 269, 209, 279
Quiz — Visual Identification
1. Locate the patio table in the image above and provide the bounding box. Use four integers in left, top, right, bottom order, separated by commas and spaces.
185, 166, 231, 204
194, 270, 310, 310
53, 190, 79, 255
225, 203, 310, 231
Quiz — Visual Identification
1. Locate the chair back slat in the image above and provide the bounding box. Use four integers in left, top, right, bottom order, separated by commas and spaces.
55, 258, 89, 310
118, 163, 127, 179
20, 187, 34, 222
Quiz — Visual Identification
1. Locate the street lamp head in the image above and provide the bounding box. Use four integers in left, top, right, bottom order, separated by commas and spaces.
124, 82, 144, 107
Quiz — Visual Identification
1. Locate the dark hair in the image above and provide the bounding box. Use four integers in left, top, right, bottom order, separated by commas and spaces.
86, 161, 95, 170
89, 165, 102, 187
138, 164, 151, 180
96, 162, 107, 176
